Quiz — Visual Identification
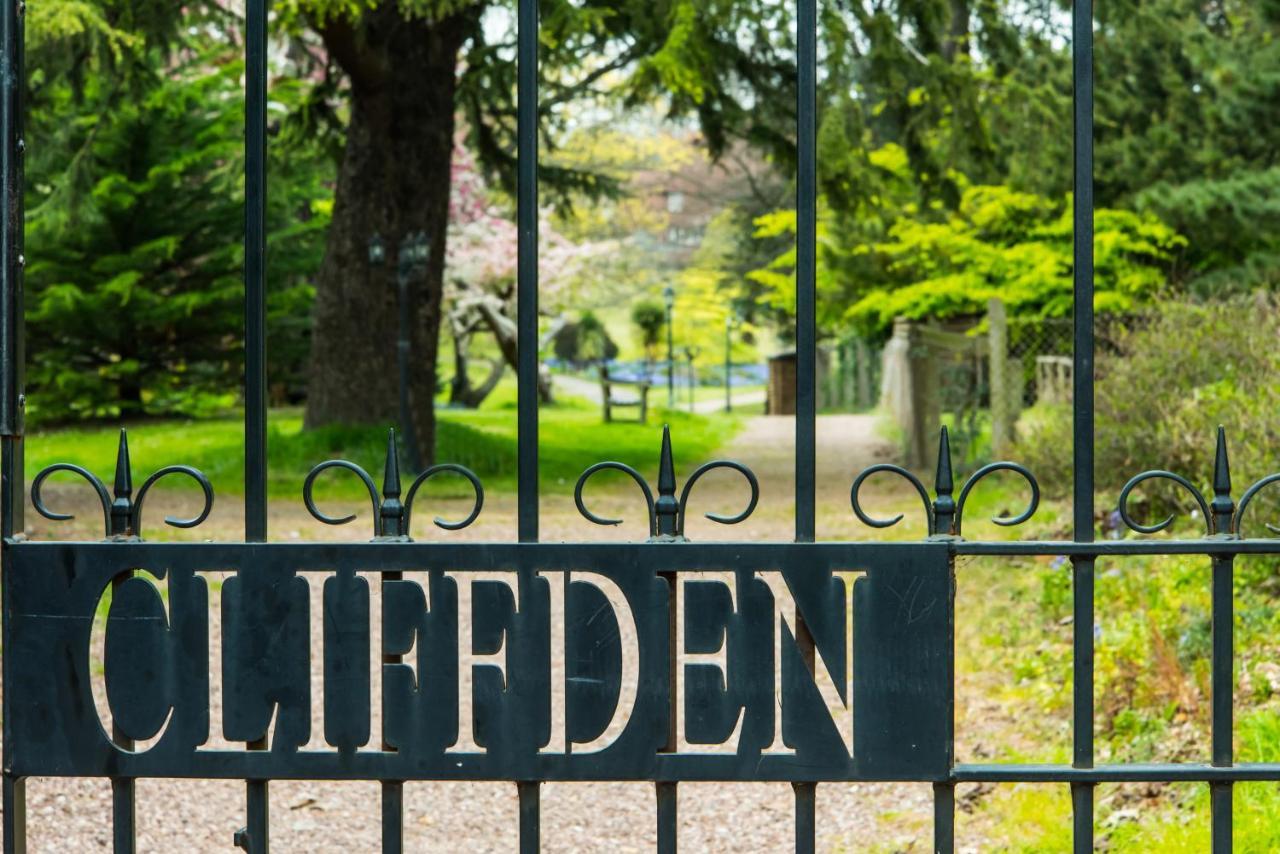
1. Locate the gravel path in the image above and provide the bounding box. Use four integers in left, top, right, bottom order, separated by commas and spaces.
6, 414, 948, 853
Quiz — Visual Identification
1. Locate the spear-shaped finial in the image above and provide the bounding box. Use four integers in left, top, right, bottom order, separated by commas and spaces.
932, 427, 956, 536
109, 429, 134, 537
379, 428, 408, 538
304, 426, 483, 540
383, 428, 402, 499
30, 428, 214, 540
574, 423, 758, 541
1211, 425, 1235, 536
655, 424, 680, 537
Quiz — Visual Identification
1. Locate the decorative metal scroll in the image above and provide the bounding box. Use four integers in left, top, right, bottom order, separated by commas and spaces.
849, 427, 1040, 539
1119, 426, 1280, 538
303, 428, 484, 540
31, 429, 214, 540
574, 424, 759, 541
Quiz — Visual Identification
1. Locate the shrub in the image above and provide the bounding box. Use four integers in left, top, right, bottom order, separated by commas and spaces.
1015, 297, 1280, 529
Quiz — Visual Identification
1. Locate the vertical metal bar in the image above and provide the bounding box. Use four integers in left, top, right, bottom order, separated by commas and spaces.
1070, 556, 1094, 853
1212, 557, 1233, 766
795, 0, 817, 544
1070, 560, 1093, 761
111, 574, 136, 853
517, 0, 539, 544
656, 781, 677, 854
659, 573, 678, 854
1211, 781, 1231, 854
243, 779, 269, 854
2, 777, 23, 854
0, 0, 23, 849
1211, 555, 1233, 852
382, 781, 403, 854
515, 2, 542, 845
1, 0, 25, 849
1070, 7, 1095, 520
793, 782, 816, 854
244, 0, 268, 542
933, 783, 954, 854
793, 619, 818, 853
518, 781, 539, 854
111, 779, 135, 854
1072, 0, 1094, 544
0, 0, 21, 444
793, 1, 820, 847
1070, 0, 1096, 548
1071, 0, 1095, 847
243, 0, 270, 850
383, 569, 404, 852
1070, 781, 1092, 854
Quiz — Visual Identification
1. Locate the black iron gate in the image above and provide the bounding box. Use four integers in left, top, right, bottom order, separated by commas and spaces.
1, 1, 1276, 852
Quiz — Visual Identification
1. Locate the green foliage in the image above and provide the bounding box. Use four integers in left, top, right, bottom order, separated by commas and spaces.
989, 0, 1280, 294
965, 543, 1280, 851
574, 311, 617, 364
750, 180, 1182, 337
629, 300, 666, 359
25, 47, 330, 423
551, 312, 619, 366
850, 186, 1181, 333
1016, 298, 1280, 518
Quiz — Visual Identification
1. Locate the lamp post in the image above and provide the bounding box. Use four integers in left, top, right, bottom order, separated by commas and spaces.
682, 345, 701, 413
369, 231, 427, 473
724, 312, 738, 413
663, 286, 675, 407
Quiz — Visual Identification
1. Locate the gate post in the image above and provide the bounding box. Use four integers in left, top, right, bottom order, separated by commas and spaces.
988, 298, 1010, 457
881, 319, 937, 469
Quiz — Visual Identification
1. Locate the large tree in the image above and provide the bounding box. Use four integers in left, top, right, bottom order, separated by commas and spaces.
282, 0, 806, 462
25, 5, 329, 423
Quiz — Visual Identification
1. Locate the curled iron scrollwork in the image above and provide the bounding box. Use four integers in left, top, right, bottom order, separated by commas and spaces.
1120, 426, 1280, 538
575, 424, 759, 541
850, 427, 1039, 538
1235, 474, 1280, 537
31, 429, 214, 540
1117, 470, 1212, 535
303, 429, 483, 540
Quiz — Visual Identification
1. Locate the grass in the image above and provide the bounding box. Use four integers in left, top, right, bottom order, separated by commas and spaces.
24, 382, 745, 501
954, 504, 1280, 849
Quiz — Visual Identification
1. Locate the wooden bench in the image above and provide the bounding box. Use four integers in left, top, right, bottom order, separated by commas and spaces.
600, 365, 651, 423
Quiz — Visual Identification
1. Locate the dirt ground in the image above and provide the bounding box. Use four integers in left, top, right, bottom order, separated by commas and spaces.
6, 414, 959, 853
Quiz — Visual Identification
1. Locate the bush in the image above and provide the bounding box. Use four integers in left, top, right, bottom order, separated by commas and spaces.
1016, 297, 1280, 528
551, 311, 619, 367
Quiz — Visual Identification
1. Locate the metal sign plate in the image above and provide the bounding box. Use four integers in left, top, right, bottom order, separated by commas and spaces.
5, 541, 952, 782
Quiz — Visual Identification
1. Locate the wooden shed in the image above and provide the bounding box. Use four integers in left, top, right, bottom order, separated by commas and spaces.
767, 352, 797, 415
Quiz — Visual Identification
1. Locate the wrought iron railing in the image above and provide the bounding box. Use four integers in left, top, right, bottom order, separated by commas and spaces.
2, 0, 1276, 852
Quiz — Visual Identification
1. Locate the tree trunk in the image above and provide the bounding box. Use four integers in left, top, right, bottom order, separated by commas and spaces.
305, 8, 476, 465
449, 310, 505, 408
944, 0, 971, 62
474, 297, 554, 403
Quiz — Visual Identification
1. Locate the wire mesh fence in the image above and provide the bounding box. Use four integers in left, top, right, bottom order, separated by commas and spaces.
1007, 314, 1144, 407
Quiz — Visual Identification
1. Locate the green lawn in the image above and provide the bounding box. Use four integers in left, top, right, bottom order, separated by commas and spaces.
680, 383, 765, 405
24, 387, 745, 501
